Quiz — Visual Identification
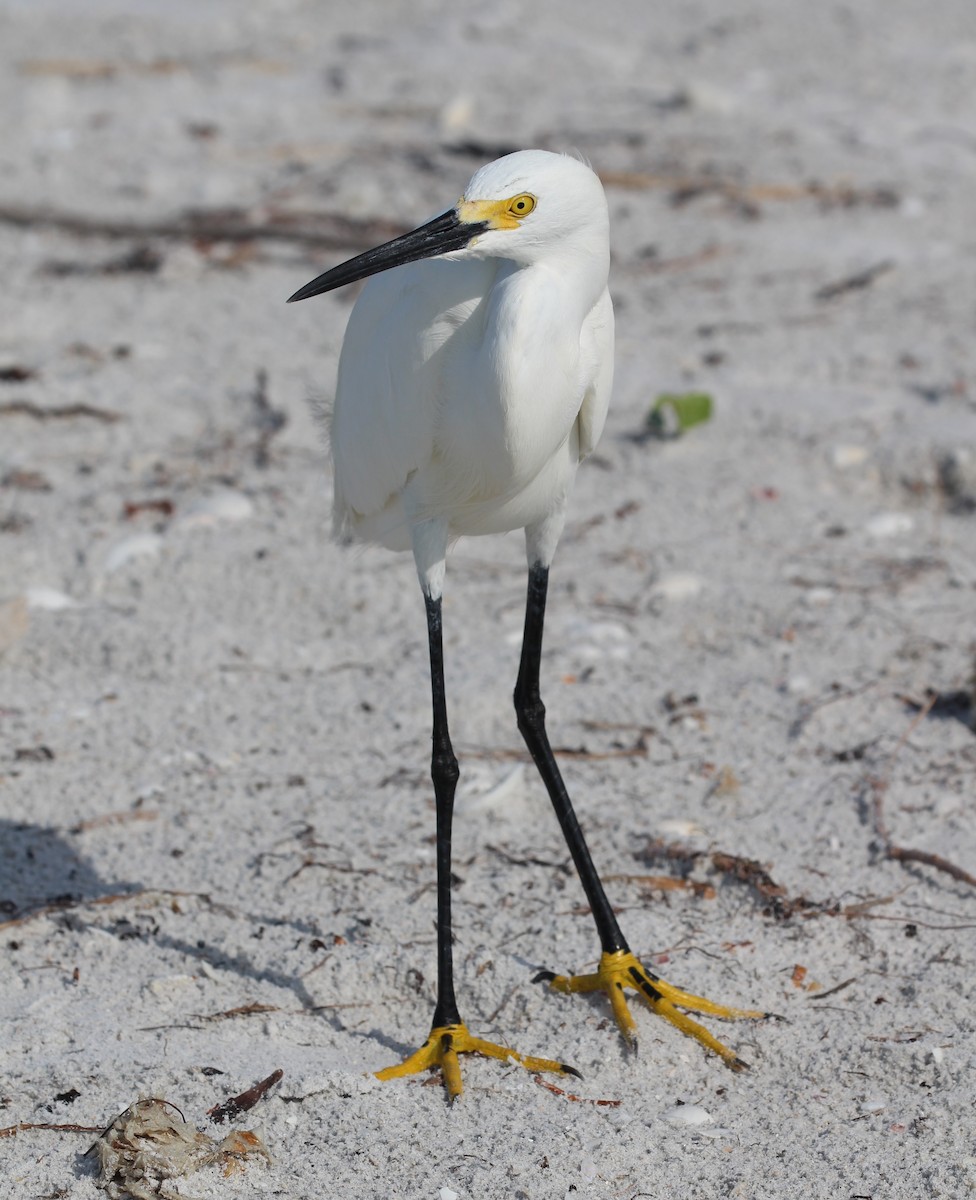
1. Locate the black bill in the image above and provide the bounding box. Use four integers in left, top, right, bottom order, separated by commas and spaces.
287, 208, 488, 303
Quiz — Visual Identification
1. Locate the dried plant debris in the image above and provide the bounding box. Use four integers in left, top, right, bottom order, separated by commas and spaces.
41, 243, 164, 278
637, 839, 839, 919
208, 1069, 283, 1124
90, 1098, 270, 1200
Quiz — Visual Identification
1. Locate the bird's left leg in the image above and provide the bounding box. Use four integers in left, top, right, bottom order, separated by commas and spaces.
516, 553, 765, 1070
375, 524, 577, 1099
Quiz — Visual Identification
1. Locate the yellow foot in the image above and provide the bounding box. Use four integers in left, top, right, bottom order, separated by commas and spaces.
536, 949, 766, 1071
375, 1022, 580, 1101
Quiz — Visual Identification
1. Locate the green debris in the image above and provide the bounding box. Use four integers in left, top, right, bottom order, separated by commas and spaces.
646, 391, 714, 437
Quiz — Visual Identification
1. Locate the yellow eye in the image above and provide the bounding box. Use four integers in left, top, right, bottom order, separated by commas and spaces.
507, 193, 536, 218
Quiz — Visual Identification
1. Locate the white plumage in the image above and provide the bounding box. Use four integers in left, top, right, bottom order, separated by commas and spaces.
327, 150, 614, 591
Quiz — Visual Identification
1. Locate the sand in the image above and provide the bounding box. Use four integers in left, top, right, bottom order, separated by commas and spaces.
1, 1, 974, 1197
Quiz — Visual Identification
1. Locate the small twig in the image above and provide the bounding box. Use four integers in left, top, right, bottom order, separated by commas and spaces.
808, 976, 858, 1001
123, 499, 175, 521
0, 201, 407, 251
869, 694, 976, 889
0, 888, 233, 931
486, 844, 572, 874
883, 845, 976, 888
531, 1075, 621, 1107
839, 893, 900, 918
461, 735, 648, 762
605, 872, 715, 899
637, 244, 726, 274
0, 1121, 103, 1138
208, 1070, 283, 1124
814, 260, 895, 302
198, 1002, 279, 1023
0, 400, 122, 423
283, 859, 378, 884
598, 171, 898, 212
71, 809, 159, 833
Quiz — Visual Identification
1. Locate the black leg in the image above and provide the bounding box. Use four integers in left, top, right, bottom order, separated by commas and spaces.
425, 592, 462, 1029
514, 563, 628, 956
375, 587, 589, 1096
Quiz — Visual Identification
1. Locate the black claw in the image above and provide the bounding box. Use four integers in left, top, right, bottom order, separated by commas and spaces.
729, 1057, 750, 1072
533, 969, 557, 984
561, 1064, 583, 1080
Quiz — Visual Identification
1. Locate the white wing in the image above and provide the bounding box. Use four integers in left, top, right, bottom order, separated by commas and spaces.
576, 287, 614, 460
330, 256, 494, 532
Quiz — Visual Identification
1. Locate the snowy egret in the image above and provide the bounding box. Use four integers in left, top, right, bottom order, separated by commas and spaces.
289, 150, 764, 1099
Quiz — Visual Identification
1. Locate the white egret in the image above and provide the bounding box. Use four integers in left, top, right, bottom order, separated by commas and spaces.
289, 150, 764, 1099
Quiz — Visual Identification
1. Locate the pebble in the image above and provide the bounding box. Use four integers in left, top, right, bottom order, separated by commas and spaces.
439, 1189, 459, 1200
26, 586, 78, 611
658, 817, 705, 838
566, 618, 632, 662
682, 80, 739, 115
456, 764, 525, 814
104, 533, 163, 573
662, 1103, 713, 1126
649, 571, 705, 602
174, 489, 254, 532
865, 512, 914, 538
861, 1094, 886, 1114
830, 444, 869, 469
146, 974, 198, 998
604, 1106, 634, 1130
439, 95, 474, 134
802, 587, 834, 607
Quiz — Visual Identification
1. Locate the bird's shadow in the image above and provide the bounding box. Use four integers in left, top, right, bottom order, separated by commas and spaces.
0, 819, 127, 917
0, 819, 341, 1021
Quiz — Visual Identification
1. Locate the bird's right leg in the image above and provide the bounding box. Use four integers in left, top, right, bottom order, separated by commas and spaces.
515, 555, 765, 1070
375, 529, 576, 1100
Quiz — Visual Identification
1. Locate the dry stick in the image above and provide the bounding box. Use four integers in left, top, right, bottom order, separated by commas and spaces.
814, 260, 896, 302
0, 400, 122, 423
208, 1070, 283, 1124
199, 1002, 279, 1022
808, 976, 859, 1001
71, 809, 159, 833
0, 203, 406, 250
870, 694, 976, 889
0, 1121, 104, 1138
883, 845, 976, 887
597, 171, 897, 210
461, 737, 648, 762
531, 1075, 621, 1108
605, 872, 715, 899
0, 888, 233, 932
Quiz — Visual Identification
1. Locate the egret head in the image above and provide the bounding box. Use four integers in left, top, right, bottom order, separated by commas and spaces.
457, 150, 609, 266
287, 150, 608, 303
